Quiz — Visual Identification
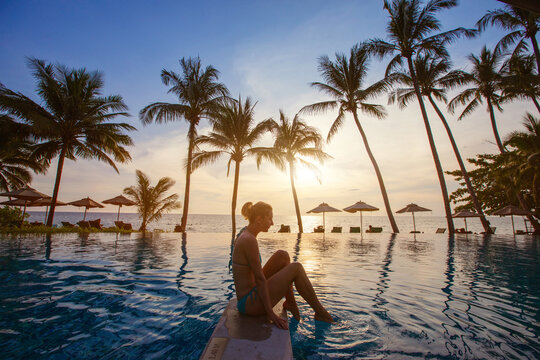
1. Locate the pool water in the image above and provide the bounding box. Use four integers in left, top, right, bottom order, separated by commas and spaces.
0, 232, 538, 359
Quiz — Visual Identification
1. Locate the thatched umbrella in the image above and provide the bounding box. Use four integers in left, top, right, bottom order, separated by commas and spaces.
102, 195, 136, 221
452, 210, 481, 233
0, 186, 49, 220
30, 197, 67, 222
396, 203, 431, 233
343, 200, 379, 234
307, 202, 342, 232
68, 197, 104, 220
492, 205, 531, 235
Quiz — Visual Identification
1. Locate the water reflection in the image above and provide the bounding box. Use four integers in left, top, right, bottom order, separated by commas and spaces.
373, 234, 396, 311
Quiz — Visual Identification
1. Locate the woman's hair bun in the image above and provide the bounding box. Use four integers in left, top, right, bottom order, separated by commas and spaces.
241, 202, 253, 220
241, 201, 272, 222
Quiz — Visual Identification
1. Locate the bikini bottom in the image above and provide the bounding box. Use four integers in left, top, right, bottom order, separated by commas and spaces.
237, 286, 258, 314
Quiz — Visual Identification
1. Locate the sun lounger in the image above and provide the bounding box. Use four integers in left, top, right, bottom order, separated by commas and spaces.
366, 226, 383, 233
77, 221, 90, 229
481, 227, 496, 234
62, 221, 75, 228
278, 224, 291, 233
350, 227, 361, 233
122, 222, 132, 230
89, 219, 102, 229
515, 229, 526, 235
114, 221, 132, 231
313, 225, 324, 233
436, 228, 446, 233
331, 226, 342, 233
30, 221, 44, 226
410, 230, 421, 233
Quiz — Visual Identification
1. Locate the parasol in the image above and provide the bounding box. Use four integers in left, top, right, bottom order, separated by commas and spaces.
307, 202, 342, 232
396, 203, 431, 233
0, 186, 49, 220
492, 205, 531, 235
452, 210, 481, 233
343, 200, 379, 234
102, 195, 137, 221
30, 197, 67, 222
68, 197, 104, 220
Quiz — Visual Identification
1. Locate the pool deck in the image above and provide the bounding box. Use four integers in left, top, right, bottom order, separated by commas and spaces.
200, 298, 292, 360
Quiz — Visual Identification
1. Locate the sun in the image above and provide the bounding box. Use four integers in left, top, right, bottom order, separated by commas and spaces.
294, 165, 321, 186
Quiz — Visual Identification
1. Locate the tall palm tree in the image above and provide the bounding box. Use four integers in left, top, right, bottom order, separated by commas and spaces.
477, 5, 540, 72
302, 44, 400, 233
367, 0, 475, 234
387, 55, 492, 232
501, 54, 540, 113
123, 170, 181, 232
140, 57, 229, 233
448, 46, 507, 153
0, 59, 135, 226
255, 111, 331, 233
0, 113, 46, 191
191, 96, 273, 236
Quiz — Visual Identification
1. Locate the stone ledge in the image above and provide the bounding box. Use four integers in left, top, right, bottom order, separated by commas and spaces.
200, 298, 292, 360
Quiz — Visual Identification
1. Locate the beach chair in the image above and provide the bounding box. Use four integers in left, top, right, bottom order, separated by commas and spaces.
313, 225, 324, 233
278, 224, 291, 233
62, 221, 75, 228
77, 221, 90, 229
30, 221, 44, 226
89, 219, 102, 229
331, 227, 342, 233
366, 226, 383, 233
122, 223, 133, 231
174, 224, 182, 232
350, 227, 361, 233
435, 228, 446, 233
480, 227, 496, 234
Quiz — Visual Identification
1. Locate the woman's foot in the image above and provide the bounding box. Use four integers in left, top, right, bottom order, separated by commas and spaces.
314, 311, 334, 323
283, 300, 300, 321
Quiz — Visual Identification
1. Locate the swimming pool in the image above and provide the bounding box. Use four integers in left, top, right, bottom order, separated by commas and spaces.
0, 232, 538, 359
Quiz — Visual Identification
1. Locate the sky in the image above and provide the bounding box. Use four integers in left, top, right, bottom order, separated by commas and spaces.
1, 0, 537, 220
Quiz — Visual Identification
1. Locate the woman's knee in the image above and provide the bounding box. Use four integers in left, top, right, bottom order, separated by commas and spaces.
275, 249, 290, 265
290, 261, 304, 274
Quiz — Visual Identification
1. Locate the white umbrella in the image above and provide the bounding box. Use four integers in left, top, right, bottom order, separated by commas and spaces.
396, 203, 431, 233
343, 200, 379, 234
307, 202, 342, 232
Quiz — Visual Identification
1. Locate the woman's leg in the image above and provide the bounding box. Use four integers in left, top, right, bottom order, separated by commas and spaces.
248, 261, 333, 322
263, 250, 299, 320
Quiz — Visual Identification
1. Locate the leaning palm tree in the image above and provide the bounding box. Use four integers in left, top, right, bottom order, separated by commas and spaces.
302, 44, 400, 233
0, 59, 135, 226
500, 54, 540, 113
477, 5, 540, 72
448, 46, 507, 154
123, 170, 181, 232
256, 111, 331, 233
368, 0, 476, 234
0, 113, 46, 191
387, 55, 492, 232
191, 96, 273, 236
140, 57, 229, 233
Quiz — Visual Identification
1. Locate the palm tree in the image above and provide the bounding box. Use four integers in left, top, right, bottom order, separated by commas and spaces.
0, 113, 46, 191
140, 57, 229, 233
369, 0, 477, 234
302, 44, 400, 233
0, 59, 135, 226
477, 5, 540, 72
256, 111, 331, 233
501, 54, 540, 113
191, 96, 273, 236
448, 46, 507, 153
387, 55, 492, 232
123, 170, 181, 232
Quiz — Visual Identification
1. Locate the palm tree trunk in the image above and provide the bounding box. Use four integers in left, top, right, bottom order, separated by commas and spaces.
231, 160, 241, 238
428, 95, 492, 233
46, 147, 66, 227
517, 191, 540, 231
407, 56, 455, 234
487, 98, 506, 153
179, 125, 195, 233
289, 161, 303, 233
351, 110, 399, 233
529, 34, 540, 75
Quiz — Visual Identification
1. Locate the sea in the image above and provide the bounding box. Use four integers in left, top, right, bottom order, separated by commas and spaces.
26, 211, 533, 235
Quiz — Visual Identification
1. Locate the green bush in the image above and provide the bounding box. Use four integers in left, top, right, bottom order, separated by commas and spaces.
0, 206, 28, 227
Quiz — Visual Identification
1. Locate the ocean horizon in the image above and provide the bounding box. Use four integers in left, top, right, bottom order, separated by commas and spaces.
25, 211, 532, 235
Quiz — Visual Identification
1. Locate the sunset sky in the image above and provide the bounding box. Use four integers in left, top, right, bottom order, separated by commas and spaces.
1, 0, 536, 219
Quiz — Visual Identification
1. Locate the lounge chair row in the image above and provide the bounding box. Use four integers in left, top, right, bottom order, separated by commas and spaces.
60, 219, 132, 231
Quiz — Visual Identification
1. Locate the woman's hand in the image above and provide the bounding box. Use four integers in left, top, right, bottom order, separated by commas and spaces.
269, 311, 288, 330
